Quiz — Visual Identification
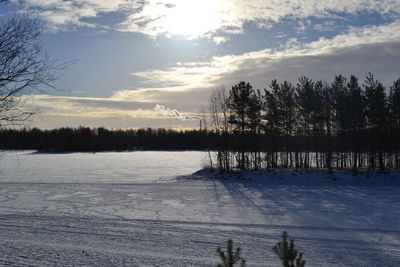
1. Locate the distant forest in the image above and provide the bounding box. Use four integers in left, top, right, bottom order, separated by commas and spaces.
2, 73, 400, 174
0, 127, 218, 151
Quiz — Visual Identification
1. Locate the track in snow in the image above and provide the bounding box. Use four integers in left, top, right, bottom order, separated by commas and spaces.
0, 170, 399, 266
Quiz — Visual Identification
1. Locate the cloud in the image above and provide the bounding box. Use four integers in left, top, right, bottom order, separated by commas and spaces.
119, 0, 400, 39
112, 21, 400, 106
213, 36, 229, 44
31, 95, 157, 118
28, 95, 202, 129
11, 0, 136, 31
9, 0, 400, 39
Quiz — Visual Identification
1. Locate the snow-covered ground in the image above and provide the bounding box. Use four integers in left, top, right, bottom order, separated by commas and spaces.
0, 151, 399, 266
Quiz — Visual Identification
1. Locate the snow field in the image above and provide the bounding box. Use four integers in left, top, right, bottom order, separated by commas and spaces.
0, 151, 399, 266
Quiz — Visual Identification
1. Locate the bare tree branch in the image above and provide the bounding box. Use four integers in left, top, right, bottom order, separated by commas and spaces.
0, 16, 68, 127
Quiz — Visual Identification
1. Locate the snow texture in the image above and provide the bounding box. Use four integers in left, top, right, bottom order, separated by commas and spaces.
0, 151, 399, 266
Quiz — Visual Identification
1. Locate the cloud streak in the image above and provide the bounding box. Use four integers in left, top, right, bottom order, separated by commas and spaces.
27, 95, 202, 129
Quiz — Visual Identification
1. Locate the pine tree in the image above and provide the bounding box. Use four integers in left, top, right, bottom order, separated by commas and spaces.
278, 81, 297, 168
264, 80, 297, 168
264, 79, 281, 136
389, 78, 400, 168
216, 239, 246, 267
389, 78, 400, 128
332, 74, 350, 169
364, 73, 388, 130
364, 73, 388, 172
296, 76, 315, 168
347, 75, 365, 175
227, 81, 257, 169
247, 89, 262, 169
321, 83, 335, 173
264, 80, 282, 168
273, 231, 306, 267
311, 81, 324, 169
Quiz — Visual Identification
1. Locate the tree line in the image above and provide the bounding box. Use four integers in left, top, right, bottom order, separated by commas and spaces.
208, 73, 400, 175
2, 73, 400, 175
0, 127, 219, 151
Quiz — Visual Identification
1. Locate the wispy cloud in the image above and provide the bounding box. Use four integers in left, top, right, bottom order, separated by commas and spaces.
11, 0, 136, 31
31, 95, 157, 119
28, 95, 202, 129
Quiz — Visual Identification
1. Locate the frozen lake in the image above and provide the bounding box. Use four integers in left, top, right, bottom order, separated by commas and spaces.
0, 151, 399, 266
0, 150, 208, 183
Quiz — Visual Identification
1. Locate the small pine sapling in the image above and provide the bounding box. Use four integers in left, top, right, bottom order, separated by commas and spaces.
273, 231, 306, 267
216, 239, 246, 267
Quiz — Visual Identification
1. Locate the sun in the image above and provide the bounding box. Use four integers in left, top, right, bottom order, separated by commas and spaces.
162, 0, 226, 38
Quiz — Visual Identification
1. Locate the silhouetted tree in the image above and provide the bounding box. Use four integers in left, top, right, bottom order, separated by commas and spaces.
0, 15, 65, 126
263, 79, 281, 168
346, 75, 365, 175
247, 89, 263, 169
321, 83, 335, 173
311, 81, 324, 169
296, 76, 316, 168
227, 81, 258, 169
263, 80, 297, 168
364, 73, 388, 172
332, 74, 348, 169
279, 81, 297, 167
389, 79, 400, 168
389, 78, 400, 128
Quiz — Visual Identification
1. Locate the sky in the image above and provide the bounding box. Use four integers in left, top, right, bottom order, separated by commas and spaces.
1, 0, 400, 129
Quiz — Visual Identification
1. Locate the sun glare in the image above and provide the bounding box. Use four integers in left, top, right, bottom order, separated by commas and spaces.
163, 0, 226, 38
